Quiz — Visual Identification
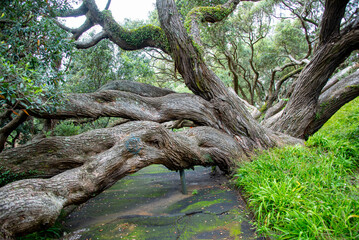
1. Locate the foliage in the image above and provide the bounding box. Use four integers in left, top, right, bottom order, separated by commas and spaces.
273, 19, 308, 59
18, 212, 67, 240
235, 97, 359, 239
0, 167, 38, 187
0, 0, 74, 111
198, 0, 313, 106
66, 30, 156, 93
17, 224, 63, 240
65, 38, 116, 93
53, 117, 112, 136
53, 121, 81, 136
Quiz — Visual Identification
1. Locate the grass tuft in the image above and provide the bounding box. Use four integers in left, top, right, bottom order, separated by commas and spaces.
235, 97, 359, 239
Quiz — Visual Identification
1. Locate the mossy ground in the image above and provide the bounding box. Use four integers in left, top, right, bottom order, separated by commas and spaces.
62, 165, 259, 240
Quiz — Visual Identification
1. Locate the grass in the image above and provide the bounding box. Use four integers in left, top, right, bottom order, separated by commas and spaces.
235, 97, 359, 239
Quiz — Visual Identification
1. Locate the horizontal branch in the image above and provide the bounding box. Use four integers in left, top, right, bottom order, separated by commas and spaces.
23, 89, 220, 130
79, 0, 170, 52
60, 3, 88, 17
0, 121, 243, 238
321, 63, 359, 94
75, 31, 108, 49
99, 80, 174, 97
55, 18, 94, 40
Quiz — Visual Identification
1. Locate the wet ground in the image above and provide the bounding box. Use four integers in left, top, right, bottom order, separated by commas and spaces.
62, 165, 262, 240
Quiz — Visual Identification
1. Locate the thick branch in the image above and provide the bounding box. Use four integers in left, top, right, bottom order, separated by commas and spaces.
271, 27, 359, 138
104, 0, 111, 10
75, 31, 109, 49
0, 121, 246, 238
99, 80, 175, 97
79, 0, 170, 52
55, 18, 94, 40
319, 0, 349, 44
185, 0, 240, 46
321, 63, 359, 94
157, 0, 278, 149
60, 4, 88, 17
22, 90, 221, 133
0, 119, 302, 238
0, 110, 12, 127
307, 70, 359, 135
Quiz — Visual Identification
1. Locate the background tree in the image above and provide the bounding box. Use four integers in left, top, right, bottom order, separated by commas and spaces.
0, 0, 73, 151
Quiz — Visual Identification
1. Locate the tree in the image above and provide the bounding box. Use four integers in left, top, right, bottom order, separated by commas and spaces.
0, 0, 358, 238
0, 0, 73, 152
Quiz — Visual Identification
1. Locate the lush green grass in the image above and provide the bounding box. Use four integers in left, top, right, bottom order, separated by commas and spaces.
235, 97, 359, 239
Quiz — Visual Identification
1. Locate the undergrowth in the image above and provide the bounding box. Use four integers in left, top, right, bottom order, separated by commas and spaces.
0, 168, 39, 187
235, 97, 359, 239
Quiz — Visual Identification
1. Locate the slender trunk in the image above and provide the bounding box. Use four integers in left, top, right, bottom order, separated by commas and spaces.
0, 111, 28, 152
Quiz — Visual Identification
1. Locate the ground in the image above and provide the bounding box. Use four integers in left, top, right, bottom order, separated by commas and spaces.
61, 165, 264, 240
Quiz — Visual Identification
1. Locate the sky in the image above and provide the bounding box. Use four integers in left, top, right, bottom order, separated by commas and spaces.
64, 0, 157, 28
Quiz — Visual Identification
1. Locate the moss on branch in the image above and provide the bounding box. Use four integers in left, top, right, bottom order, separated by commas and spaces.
101, 10, 170, 52
184, 4, 234, 32
184, 3, 235, 55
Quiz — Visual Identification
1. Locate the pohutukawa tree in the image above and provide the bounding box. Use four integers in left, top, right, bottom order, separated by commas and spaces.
0, 0, 358, 238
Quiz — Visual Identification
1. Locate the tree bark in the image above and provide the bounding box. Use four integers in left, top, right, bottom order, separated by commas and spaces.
25, 89, 221, 130
306, 70, 359, 135
264, 70, 359, 134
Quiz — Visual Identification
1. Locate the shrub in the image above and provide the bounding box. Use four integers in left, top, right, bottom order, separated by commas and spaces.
53, 121, 81, 136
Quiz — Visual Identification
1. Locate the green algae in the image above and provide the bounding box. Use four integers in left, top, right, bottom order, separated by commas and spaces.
181, 199, 229, 213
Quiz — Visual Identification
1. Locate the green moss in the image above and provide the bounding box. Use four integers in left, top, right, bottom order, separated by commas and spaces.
227, 221, 242, 239
101, 10, 170, 52
184, 4, 233, 55
259, 102, 267, 113
204, 153, 214, 163
209, 189, 226, 195
181, 199, 229, 213
184, 5, 232, 31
